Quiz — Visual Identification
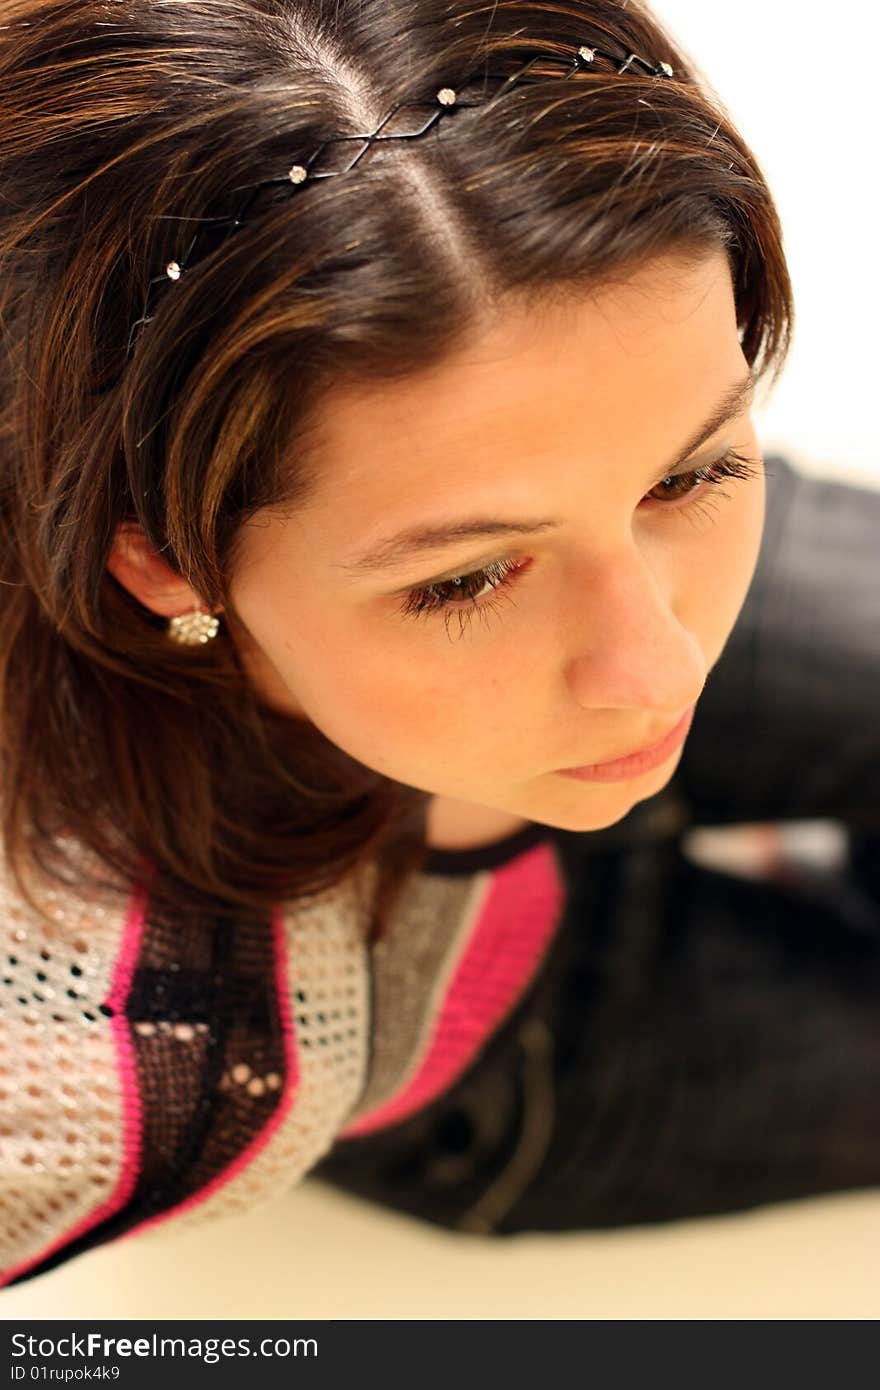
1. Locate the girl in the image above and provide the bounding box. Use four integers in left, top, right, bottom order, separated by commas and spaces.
1, 0, 878, 1288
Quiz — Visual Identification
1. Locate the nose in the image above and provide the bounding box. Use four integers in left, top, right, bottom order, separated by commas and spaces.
565, 544, 705, 714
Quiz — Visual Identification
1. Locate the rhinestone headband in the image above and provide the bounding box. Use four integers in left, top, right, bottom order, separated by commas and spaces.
126, 42, 674, 360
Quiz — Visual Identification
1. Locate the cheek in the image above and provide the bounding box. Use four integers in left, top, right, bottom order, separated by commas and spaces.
263, 601, 501, 768
726, 460, 767, 594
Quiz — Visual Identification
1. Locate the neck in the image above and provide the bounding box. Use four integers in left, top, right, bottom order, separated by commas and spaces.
424, 794, 532, 852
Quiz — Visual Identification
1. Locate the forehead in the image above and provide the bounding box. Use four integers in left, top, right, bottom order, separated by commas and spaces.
292, 246, 738, 508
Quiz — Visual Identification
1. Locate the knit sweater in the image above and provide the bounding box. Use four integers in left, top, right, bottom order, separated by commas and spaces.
0, 821, 564, 1287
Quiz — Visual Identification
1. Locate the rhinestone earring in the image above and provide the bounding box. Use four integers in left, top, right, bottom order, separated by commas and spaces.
167, 606, 221, 645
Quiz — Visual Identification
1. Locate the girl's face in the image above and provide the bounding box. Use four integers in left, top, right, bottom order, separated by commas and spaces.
227, 247, 765, 833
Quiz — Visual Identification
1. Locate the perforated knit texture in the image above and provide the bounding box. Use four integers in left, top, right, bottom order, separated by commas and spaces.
0, 845, 134, 1278
0, 845, 372, 1281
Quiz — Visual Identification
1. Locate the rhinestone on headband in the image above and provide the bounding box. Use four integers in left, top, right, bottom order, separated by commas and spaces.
128, 41, 675, 360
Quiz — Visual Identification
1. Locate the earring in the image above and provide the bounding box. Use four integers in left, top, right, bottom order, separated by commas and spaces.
167, 606, 221, 645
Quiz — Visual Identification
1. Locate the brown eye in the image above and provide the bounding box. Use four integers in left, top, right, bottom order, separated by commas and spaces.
399, 557, 529, 634
642, 449, 761, 507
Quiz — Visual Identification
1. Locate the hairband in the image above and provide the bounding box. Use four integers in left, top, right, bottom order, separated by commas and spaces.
136, 42, 674, 364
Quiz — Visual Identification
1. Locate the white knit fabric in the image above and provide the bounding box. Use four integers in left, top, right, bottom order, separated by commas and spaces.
0, 847, 133, 1277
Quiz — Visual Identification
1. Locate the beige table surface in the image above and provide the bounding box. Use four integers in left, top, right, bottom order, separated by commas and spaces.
2, 1176, 879, 1320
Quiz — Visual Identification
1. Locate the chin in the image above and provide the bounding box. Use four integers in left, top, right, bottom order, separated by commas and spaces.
522, 800, 635, 836
523, 776, 663, 835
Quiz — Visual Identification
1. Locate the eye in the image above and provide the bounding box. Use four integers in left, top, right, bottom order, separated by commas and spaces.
398, 555, 531, 641
398, 447, 762, 639
643, 447, 760, 509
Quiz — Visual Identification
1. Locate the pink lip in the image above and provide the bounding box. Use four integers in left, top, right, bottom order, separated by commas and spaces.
556, 705, 697, 783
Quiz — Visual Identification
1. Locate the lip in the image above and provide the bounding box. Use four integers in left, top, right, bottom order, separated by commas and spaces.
556, 704, 697, 783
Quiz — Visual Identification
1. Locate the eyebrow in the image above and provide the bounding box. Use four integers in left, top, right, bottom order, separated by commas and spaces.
335, 369, 756, 576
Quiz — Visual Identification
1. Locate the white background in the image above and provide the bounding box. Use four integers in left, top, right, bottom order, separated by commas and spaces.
658, 0, 880, 487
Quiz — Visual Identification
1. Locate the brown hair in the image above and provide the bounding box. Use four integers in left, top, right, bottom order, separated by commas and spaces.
0, 0, 793, 939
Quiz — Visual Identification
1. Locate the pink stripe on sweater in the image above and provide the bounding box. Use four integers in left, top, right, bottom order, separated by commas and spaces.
1, 866, 152, 1288
116, 901, 299, 1242
341, 840, 564, 1138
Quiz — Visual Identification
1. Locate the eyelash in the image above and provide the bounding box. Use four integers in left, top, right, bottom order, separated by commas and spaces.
398, 448, 762, 638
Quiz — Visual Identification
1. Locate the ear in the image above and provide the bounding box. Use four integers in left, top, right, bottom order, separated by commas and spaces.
106, 522, 222, 619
